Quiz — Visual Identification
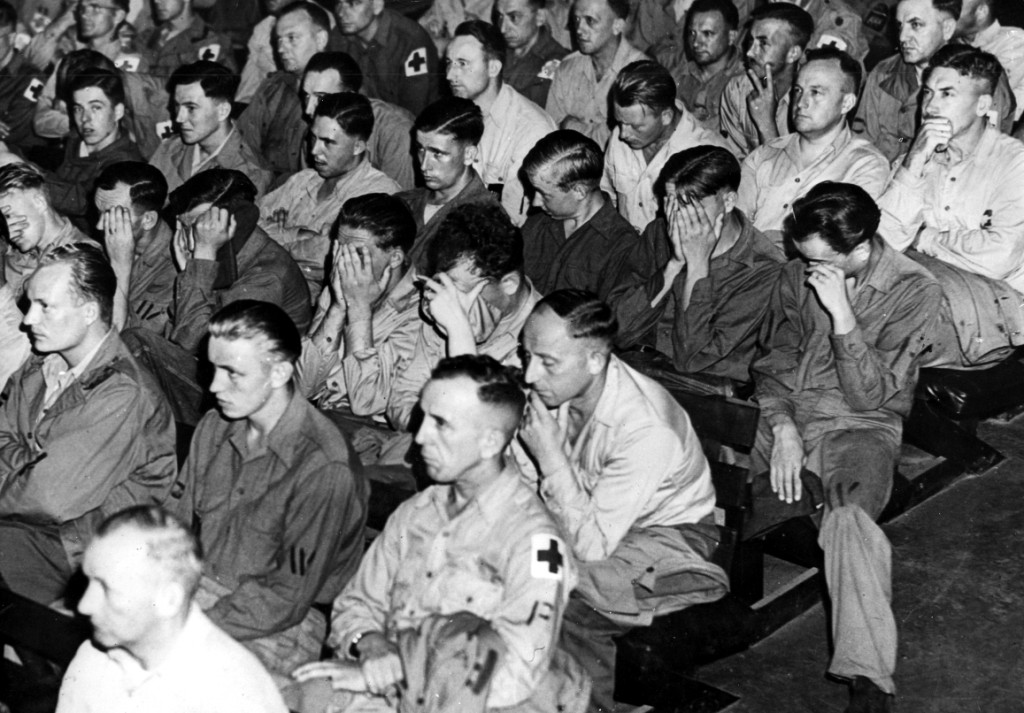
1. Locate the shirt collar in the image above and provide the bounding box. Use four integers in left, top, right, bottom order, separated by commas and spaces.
42, 329, 114, 392
227, 389, 308, 461
781, 123, 853, 164
426, 463, 524, 526
860, 238, 901, 294
973, 19, 1003, 47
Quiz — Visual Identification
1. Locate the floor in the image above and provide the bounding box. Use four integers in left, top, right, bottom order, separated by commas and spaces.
692, 419, 1024, 713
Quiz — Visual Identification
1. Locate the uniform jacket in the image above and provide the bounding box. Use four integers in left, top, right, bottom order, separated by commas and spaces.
50, 131, 144, 221
149, 126, 273, 195
504, 28, 568, 109
236, 71, 303, 179
0, 332, 178, 567
142, 16, 236, 80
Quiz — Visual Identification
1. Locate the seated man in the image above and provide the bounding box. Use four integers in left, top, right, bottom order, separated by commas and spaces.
521, 128, 639, 299
401, 96, 501, 272
289, 355, 587, 713
141, 0, 236, 79
328, 0, 440, 116
94, 161, 176, 333
49, 67, 143, 227
879, 45, 1024, 367
655, 0, 743, 134
752, 182, 942, 712
236, 0, 293, 103
446, 19, 556, 226
0, 162, 90, 300
601, 59, 726, 231
150, 61, 272, 195
514, 289, 727, 713
122, 169, 311, 425
611, 145, 785, 383
173, 300, 368, 686
493, 0, 568, 107
258, 92, 400, 299
385, 203, 539, 447
737, 46, 888, 244
300, 193, 423, 424
856, 0, 1015, 161
0, 0, 49, 157
238, 1, 329, 179
300, 51, 416, 190
957, 0, 1024, 120
0, 244, 177, 605
57, 506, 287, 713
545, 0, 645, 146
719, 3, 814, 158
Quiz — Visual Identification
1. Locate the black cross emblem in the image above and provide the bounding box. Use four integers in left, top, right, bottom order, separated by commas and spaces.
407, 50, 426, 74
201, 48, 216, 61
27, 81, 43, 100
158, 122, 175, 139
536, 538, 563, 574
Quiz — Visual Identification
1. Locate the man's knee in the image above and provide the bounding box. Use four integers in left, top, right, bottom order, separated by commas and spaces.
817, 430, 896, 520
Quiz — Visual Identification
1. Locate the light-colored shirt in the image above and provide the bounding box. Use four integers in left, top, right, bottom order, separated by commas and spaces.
512, 354, 715, 562
545, 38, 647, 147
719, 70, 791, 159
56, 605, 287, 713
476, 84, 556, 226
299, 267, 423, 417
971, 19, 1024, 120
602, 103, 727, 230
257, 161, 401, 296
738, 125, 889, 242
329, 470, 575, 709
878, 127, 1024, 295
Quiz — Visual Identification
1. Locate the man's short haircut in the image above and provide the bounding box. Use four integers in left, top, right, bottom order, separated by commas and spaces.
430, 354, 526, 432
305, 51, 363, 92
313, 92, 374, 141
278, 0, 331, 31
750, 3, 814, 51
167, 60, 240, 102
925, 43, 1002, 95
35, 243, 117, 327
68, 67, 125, 107
433, 203, 523, 280
687, 0, 739, 30
535, 289, 617, 349
601, 0, 631, 21
208, 300, 302, 365
0, 162, 46, 195
657, 145, 740, 201
922, 0, 962, 20
788, 181, 880, 254
414, 97, 485, 145
95, 161, 169, 214
167, 169, 258, 217
0, 0, 17, 29
109, 0, 129, 13
337, 193, 417, 255
453, 19, 507, 67
803, 45, 862, 96
96, 506, 203, 602
610, 60, 677, 113
56, 50, 116, 105
522, 130, 603, 192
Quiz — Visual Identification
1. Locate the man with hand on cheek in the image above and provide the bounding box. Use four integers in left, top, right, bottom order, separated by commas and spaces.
750, 182, 942, 712
94, 161, 176, 333
299, 193, 422, 428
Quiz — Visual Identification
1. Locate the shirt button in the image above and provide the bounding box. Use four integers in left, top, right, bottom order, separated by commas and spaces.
794, 177, 800, 183
950, 177, 956, 181
426, 571, 433, 578
783, 203, 789, 209
944, 206, 950, 211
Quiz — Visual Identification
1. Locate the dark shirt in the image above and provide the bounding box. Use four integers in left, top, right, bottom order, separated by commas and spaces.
327, 8, 439, 116
659, 48, 744, 133
0, 52, 47, 151
610, 211, 784, 383
142, 16, 237, 80
504, 28, 568, 108
752, 240, 942, 446
50, 131, 144, 222
235, 71, 304, 180
522, 195, 638, 300
174, 390, 368, 639
400, 169, 503, 273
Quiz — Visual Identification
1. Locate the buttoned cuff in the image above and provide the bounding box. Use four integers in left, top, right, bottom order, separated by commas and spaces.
829, 324, 868, 362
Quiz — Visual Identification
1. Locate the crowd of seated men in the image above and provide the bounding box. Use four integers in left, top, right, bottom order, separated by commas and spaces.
1, 0, 1023, 710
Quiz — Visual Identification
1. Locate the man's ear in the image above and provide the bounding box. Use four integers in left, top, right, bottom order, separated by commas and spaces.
586, 346, 609, 375
499, 270, 521, 296
784, 44, 804, 66
535, 7, 548, 26
269, 360, 294, 389
315, 27, 329, 52
941, 15, 957, 42
372, 0, 385, 16
83, 299, 101, 326
487, 58, 503, 80
388, 248, 405, 270
975, 89, 994, 118
114, 102, 126, 123
840, 90, 857, 116
154, 581, 186, 619
727, 28, 738, 47
479, 426, 506, 460
216, 98, 232, 123
463, 144, 479, 165
721, 189, 737, 214
353, 137, 367, 156
611, 15, 625, 36
141, 209, 159, 232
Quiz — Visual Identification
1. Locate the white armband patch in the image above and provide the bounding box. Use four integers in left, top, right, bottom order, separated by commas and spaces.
537, 59, 560, 80
405, 47, 428, 76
